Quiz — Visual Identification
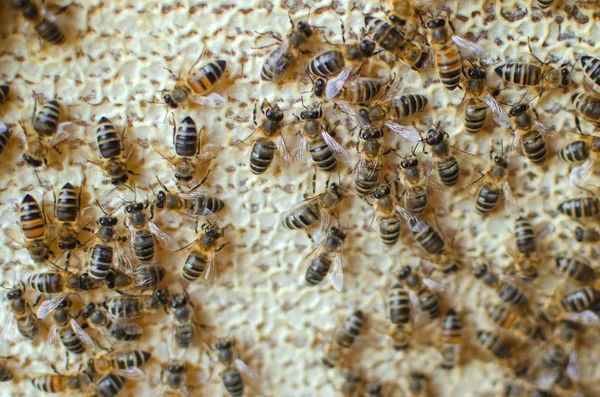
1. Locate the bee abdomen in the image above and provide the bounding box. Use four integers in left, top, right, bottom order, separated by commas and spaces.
404, 187, 427, 215
477, 330, 511, 359
436, 49, 462, 91
175, 116, 199, 157
337, 311, 364, 347
28, 273, 62, 294
355, 162, 382, 196
465, 100, 487, 134
20, 194, 45, 240
419, 293, 441, 318
35, 19, 65, 45
0, 364, 12, 382
56, 183, 79, 222
105, 297, 142, 319
498, 282, 526, 306
282, 203, 320, 230
515, 217, 536, 254
379, 214, 401, 246
415, 226, 444, 255
557, 197, 600, 219
34, 100, 60, 136
261, 48, 295, 82
309, 141, 337, 173
184, 195, 225, 216
476, 185, 501, 214
89, 244, 113, 282
132, 230, 155, 262
391, 94, 428, 118
536, 0, 555, 8
110, 322, 142, 341
308, 50, 345, 78
572, 92, 600, 124
556, 257, 595, 283
60, 329, 85, 354
582, 56, 600, 89
340, 79, 382, 104
97, 117, 122, 159
437, 157, 459, 186
561, 287, 599, 312
558, 141, 589, 163
182, 250, 208, 281
222, 369, 244, 397
305, 256, 331, 286
250, 137, 275, 174
441, 309, 461, 369
175, 324, 194, 348
188, 60, 227, 93
0, 123, 10, 155
543, 346, 568, 368
95, 373, 126, 397
18, 315, 40, 339
389, 286, 410, 324
495, 63, 542, 86
521, 130, 547, 163
112, 350, 151, 369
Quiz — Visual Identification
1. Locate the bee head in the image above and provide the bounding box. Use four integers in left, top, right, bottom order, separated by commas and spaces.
560, 64, 572, 87
163, 94, 178, 109
468, 66, 486, 79
509, 104, 528, 117
296, 21, 313, 37
360, 39, 376, 57
265, 105, 284, 121
329, 226, 346, 241
313, 78, 325, 97
167, 361, 186, 373
401, 157, 419, 169
427, 18, 445, 29
373, 184, 390, 199
170, 292, 187, 309
425, 128, 444, 145
81, 303, 96, 319
99, 216, 117, 227
215, 339, 232, 350
493, 155, 508, 168
174, 173, 193, 182
23, 153, 43, 168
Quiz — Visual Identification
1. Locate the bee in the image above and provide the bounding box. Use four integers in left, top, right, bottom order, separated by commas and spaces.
573, 225, 600, 243
485, 303, 541, 339
557, 122, 600, 185
304, 226, 346, 292
22, 98, 77, 168
572, 92, 600, 126
322, 310, 365, 367
363, 16, 428, 70
44, 296, 94, 355
457, 63, 510, 134
124, 201, 174, 263
81, 303, 143, 342
397, 152, 429, 216
170, 290, 202, 349
505, 216, 540, 280
369, 184, 402, 246
103, 288, 170, 320
154, 182, 225, 218
354, 128, 385, 197
11, 0, 65, 45
425, 17, 488, 91
0, 121, 10, 156
0, 85, 8, 104
213, 337, 255, 397
399, 266, 441, 319
440, 309, 462, 369
163, 51, 227, 109
16, 193, 52, 263
508, 104, 556, 164
540, 285, 600, 323
422, 126, 463, 187
105, 264, 166, 292
160, 359, 189, 396
405, 372, 429, 397
31, 367, 92, 393
91, 372, 127, 397
555, 256, 596, 284
535, 0, 556, 9
28, 267, 101, 299
54, 182, 94, 251
476, 329, 515, 361
282, 180, 345, 242
537, 320, 579, 370
386, 277, 411, 350
338, 369, 361, 397
557, 197, 600, 220
295, 102, 347, 173
153, 115, 216, 182
0, 282, 40, 343
330, 76, 385, 104
580, 55, 600, 91
259, 17, 314, 82
87, 117, 135, 188
474, 264, 529, 307
180, 221, 227, 283
87, 350, 152, 380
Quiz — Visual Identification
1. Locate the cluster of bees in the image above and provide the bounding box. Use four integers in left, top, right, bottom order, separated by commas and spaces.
1, 0, 600, 395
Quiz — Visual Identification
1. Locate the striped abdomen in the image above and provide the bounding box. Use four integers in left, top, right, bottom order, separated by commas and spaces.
182, 249, 210, 282
96, 117, 122, 159
561, 287, 599, 312
109, 321, 142, 341
437, 156, 459, 186
434, 43, 462, 91
89, 244, 113, 282
33, 100, 60, 137
581, 55, 600, 89
465, 99, 487, 134
412, 223, 445, 255
60, 327, 85, 354
388, 284, 410, 324
283, 202, 320, 230
557, 197, 600, 219
572, 92, 600, 124
20, 194, 45, 240
175, 322, 194, 348
0, 123, 10, 155
308, 50, 345, 78
250, 137, 275, 174
418, 290, 441, 318
336, 311, 364, 348
536, 0, 555, 8
476, 184, 501, 215
15, 309, 39, 339
183, 195, 225, 215
56, 183, 79, 223
309, 140, 337, 173
379, 214, 401, 246
305, 254, 332, 286
108, 351, 151, 370
555, 257, 595, 284
495, 63, 542, 86
0, 364, 11, 382
31, 375, 73, 392
131, 229, 155, 262
476, 330, 511, 359
559, 141, 589, 163
521, 130, 546, 163
222, 368, 244, 397
35, 19, 65, 45
515, 217, 536, 254
575, 226, 600, 243
104, 297, 143, 319
188, 60, 227, 94
355, 160, 382, 196
440, 309, 461, 369
261, 47, 297, 82
390, 94, 428, 118
404, 186, 427, 215
95, 373, 126, 397
175, 116, 199, 156
338, 79, 382, 104
28, 273, 62, 294
498, 281, 527, 306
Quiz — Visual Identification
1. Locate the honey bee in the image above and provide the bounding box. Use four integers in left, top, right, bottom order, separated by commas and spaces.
557, 196, 600, 220
485, 303, 542, 339
329, 76, 385, 104
386, 277, 412, 350
258, 17, 314, 82
31, 366, 92, 394
399, 266, 442, 319
0, 121, 11, 156
580, 55, 600, 91
538, 320, 579, 370
534, 0, 556, 9
457, 63, 510, 134
363, 16, 428, 70
425, 17, 488, 91
474, 264, 529, 307
294, 102, 347, 173
163, 50, 227, 109
0, 282, 40, 343
405, 372, 429, 397
508, 104, 556, 164
504, 216, 541, 280
81, 303, 143, 342
86, 117, 136, 188
0, 85, 8, 104
475, 329, 516, 363
87, 350, 152, 380
573, 225, 600, 243
212, 337, 255, 397
28, 265, 102, 303
15, 193, 52, 263
304, 226, 346, 292
154, 182, 225, 219
91, 372, 127, 397
397, 151, 429, 216
282, 180, 345, 243
179, 221, 227, 283
44, 296, 94, 355
103, 288, 170, 320
558, 128, 600, 186
440, 309, 462, 369
422, 126, 473, 187
540, 284, 600, 323
11, 0, 66, 45
124, 201, 174, 263
170, 290, 203, 349
153, 115, 217, 182
354, 128, 386, 197
160, 359, 190, 397
369, 184, 402, 246
105, 264, 166, 292
322, 310, 365, 367
54, 182, 94, 252
555, 256, 597, 285
572, 92, 600, 126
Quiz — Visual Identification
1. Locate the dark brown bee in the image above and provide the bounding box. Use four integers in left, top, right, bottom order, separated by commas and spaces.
17, 193, 52, 263
105, 264, 166, 292
354, 128, 385, 197
332, 76, 384, 104
558, 128, 600, 185
28, 269, 101, 299
0, 282, 40, 343
475, 264, 528, 307
92, 373, 127, 397
508, 104, 555, 164
370, 184, 402, 246
164, 55, 227, 109
485, 303, 541, 339
507, 216, 540, 279
45, 296, 94, 355
365, 381, 383, 397
81, 303, 143, 342
399, 266, 441, 319
213, 338, 255, 397
386, 278, 411, 350
103, 288, 170, 320
154, 182, 225, 218
581, 55, 600, 90
124, 201, 173, 263
31, 371, 91, 393
259, 18, 313, 82
180, 221, 227, 283
540, 285, 600, 323
398, 153, 428, 216
574, 225, 600, 243
170, 290, 201, 349
12, 0, 65, 45
0, 121, 10, 156
0, 85, 8, 104
440, 309, 462, 369
422, 127, 460, 186
557, 197, 600, 220
476, 329, 520, 372
322, 310, 365, 367
555, 256, 596, 284
304, 226, 345, 291
161, 359, 189, 396
54, 182, 93, 251
87, 350, 151, 380
538, 320, 579, 370
572, 92, 600, 126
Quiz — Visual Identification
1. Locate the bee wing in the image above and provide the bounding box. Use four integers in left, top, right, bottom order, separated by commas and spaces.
534, 120, 557, 138
395, 204, 426, 231
70, 318, 94, 349
422, 275, 447, 294
203, 251, 218, 282
294, 133, 307, 165
272, 39, 291, 67
37, 294, 69, 319
330, 255, 344, 292
49, 122, 77, 148
321, 127, 348, 161
113, 367, 146, 380
454, 92, 470, 126
502, 182, 520, 215
48, 323, 59, 346
451, 146, 488, 175
151, 141, 176, 166
0, 311, 15, 346
457, 171, 487, 199
484, 92, 510, 127
276, 133, 295, 169
451, 35, 489, 59
148, 220, 175, 248
189, 93, 227, 109
569, 157, 595, 186
313, 212, 331, 245
335, 101, 370, 128
384, 121, 421, 142
236, 358, 258, 381
325, 68, 353, 100
114, 240, 133, 273
282, 194, 322, 226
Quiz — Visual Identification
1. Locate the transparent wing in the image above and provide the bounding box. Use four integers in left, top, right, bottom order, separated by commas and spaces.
0, 311, 15, 346
313, 213, 331, 245
113, 367, 146, 380
49, 122, 78, 148
114, 240, 133, 272
396, 204, 427, 232
71, 318, 94, 349
294, 133, 307, 165
189, 93, 226, 108
48, 323, 59, 345
151, 141, 176, 166
272, 40, 291, 66
336, 101, 370, 128
569, 158, 595, 186
303, 244, 323, 273
503, 182, 520, 215
37, 294, 69, 319
276, 133, 295, 168
321, 128, 348, 160
236, 358, 258, 381
422, 275, 447, 294
451, 35, 489, 59
384, 122, 421, 142
178, 186, 215, 200
484, 92, 510, 127
148, 221, 175, 248
203, 252, 217, 282
325, 68, 352, 100
451, 146, 488, 175
534, 120, 557, 138
454, 92, 471, 126
282, 195, 323, 229
330, 255, 344, 292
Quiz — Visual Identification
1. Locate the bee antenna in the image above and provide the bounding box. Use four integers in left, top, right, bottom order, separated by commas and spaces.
95, 199, 108, 215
